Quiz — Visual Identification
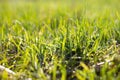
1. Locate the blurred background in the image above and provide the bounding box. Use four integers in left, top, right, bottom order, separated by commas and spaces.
0, 0, 120, 26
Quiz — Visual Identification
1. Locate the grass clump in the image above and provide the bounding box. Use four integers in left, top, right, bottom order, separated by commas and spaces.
0, 0, 120, 80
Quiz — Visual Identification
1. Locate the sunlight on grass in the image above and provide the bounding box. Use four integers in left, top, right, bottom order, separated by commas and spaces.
0, 0, 120, 80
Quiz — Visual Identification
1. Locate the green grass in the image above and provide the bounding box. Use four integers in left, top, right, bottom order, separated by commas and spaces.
0, 0, 120, 80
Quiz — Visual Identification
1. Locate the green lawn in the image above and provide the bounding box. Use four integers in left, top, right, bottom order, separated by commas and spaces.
0, 0, 120, 80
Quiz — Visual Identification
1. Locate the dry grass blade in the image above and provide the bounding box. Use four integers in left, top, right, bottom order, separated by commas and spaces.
0, 65, 15, 75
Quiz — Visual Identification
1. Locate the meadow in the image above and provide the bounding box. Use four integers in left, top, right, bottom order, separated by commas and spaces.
0, 0, 120, 80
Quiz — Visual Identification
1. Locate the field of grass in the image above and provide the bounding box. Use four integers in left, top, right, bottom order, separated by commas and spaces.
0, 0, 120, 80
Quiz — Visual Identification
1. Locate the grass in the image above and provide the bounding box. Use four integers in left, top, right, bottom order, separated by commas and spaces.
0, 0, 120, 80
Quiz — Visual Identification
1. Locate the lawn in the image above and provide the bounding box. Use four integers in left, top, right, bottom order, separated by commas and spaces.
0, 0, 120, 80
